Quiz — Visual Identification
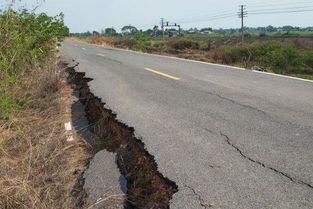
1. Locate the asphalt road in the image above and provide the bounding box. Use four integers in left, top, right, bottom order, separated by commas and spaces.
62, 40, 313, 209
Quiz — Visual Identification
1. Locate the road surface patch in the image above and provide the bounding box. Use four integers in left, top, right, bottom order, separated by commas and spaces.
144, 67, 181, 80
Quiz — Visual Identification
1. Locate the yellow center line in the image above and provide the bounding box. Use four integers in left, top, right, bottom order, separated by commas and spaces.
144, 68, 181, 81
96, 53, 105, 57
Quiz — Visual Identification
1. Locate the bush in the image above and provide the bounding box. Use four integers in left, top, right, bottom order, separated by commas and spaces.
262, 45, 302, 73
244, 33, 252, 37
220, 41, 309, 73
259, 32, 267, 37
166, 39, 200, 50
0, 8, 68, 120
120, 37, 137, 49
302, 50, 313, 69
152, 41, 165, 48
134, 33, 154, 51
0, 9, 68, 77
135, 33, 150, 44
282, 31, 300, 36
199, 41, 212, 51
221, 45, 250, 63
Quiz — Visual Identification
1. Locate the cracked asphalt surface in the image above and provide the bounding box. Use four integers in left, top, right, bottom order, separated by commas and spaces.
62, 40, 313, 209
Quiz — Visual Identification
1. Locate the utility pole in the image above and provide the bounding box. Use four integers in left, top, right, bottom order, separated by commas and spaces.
238, 5, 247, 45
161, 18, 165, 40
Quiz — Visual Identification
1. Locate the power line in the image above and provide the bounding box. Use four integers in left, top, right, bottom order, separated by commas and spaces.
137, 12, 237, 29
249, 5, 313, 13
250, 9, 313, 15
178, 4, 313, 23
170, 2, 313, 27
172, 9, 235, 22
178, 14, 237, 24
246, 0, 313, 8
174, 6, 313, 26
135, 10, 236, 30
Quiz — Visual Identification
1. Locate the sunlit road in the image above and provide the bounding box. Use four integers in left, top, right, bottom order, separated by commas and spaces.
62, 40, 313, 209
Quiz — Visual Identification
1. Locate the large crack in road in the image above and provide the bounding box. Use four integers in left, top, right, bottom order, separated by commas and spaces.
66, 63, 178, 209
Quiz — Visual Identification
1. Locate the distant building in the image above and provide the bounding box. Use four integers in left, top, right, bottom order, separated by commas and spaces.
168, 31, 179, 37
187, 28, 200, 34
200, 30, 214, 34
306, 27, 313, 31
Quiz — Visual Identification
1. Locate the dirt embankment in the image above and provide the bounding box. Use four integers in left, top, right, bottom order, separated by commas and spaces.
0, 60, 91, 209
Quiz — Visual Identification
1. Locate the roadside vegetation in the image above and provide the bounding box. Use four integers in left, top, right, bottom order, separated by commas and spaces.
0, 5, 90, 209
184, 31, 313, 38
70, 34, 313, 79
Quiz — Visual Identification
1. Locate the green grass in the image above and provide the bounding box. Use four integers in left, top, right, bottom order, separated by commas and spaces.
176, 32, 313, 38
290, 74, 313, 80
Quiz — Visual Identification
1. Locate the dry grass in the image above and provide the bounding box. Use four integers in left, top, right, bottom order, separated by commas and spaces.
66, 37, 86, 43
66, 36, 119, 48
207, 49, 233, 64
86, 194, 124, 209
0, 59, 90, 209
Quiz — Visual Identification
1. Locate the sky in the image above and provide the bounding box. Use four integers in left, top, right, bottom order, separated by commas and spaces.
6, 0, 313, 32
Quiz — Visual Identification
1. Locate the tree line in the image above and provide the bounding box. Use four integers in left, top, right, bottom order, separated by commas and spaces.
69, 25, 313, 38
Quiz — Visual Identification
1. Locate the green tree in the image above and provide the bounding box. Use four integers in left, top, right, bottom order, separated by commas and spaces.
200, 27, 212, 32
144, 29, 153, 36
121, 25, 138, 35
92, 30, 100, 36
266, 25, 276, 32
104, 27, 117, 36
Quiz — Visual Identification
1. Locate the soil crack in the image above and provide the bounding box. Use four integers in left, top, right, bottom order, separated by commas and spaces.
220, 132, 313, 190
66, 63, 178, 209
